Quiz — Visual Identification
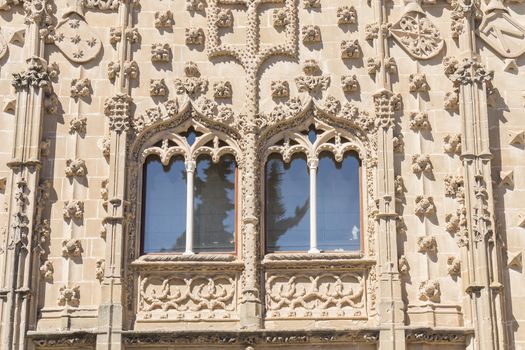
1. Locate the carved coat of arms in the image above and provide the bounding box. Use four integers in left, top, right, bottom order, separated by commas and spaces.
53, 11, 102, 63
390, 9, 444, 60
477, 7, 525, 58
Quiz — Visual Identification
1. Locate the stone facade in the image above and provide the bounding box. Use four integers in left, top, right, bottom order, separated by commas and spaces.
0, 0, 523, 349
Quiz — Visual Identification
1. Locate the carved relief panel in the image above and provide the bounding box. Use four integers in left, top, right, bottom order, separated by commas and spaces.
137, 272, 239, 323
265, 271, 367, 320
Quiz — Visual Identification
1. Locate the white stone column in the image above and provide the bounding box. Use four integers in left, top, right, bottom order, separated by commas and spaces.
184, 160, 196, 255
308, 158, 319, 254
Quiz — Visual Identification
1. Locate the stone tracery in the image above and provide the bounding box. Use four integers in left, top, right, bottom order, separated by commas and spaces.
0, 0, 519, 347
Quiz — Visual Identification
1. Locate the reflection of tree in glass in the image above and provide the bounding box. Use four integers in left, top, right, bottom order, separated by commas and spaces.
173, 155, 235, 252
266, 158, 309, 251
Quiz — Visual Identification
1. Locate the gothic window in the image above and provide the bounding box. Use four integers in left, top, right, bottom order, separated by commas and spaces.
265, 124, 362, 253
141, 127, 238, 255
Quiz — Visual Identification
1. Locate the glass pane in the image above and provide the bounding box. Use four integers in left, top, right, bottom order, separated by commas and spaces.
317, 152, 361, 251
142, 156, 186, 253
193, 155, 236, 253
266, 154, 310, 252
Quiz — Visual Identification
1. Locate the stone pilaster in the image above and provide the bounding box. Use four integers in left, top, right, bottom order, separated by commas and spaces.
0, 1, 51, 349
446, 0, 508, 349
371, 0, 406, 348
97, 1, 134, 349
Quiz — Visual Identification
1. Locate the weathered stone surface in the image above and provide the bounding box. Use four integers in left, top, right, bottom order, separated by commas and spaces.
0, 0, 523, 349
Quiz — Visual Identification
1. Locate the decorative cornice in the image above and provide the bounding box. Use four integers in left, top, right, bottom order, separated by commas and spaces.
29, 331, 96, 348
405, 327, 470, 344
121, 329, 380, 346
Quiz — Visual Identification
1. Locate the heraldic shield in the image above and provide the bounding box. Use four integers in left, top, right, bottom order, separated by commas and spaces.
389, 7, 445, 60
54, 11, 102, 63
478, 8, 525, 58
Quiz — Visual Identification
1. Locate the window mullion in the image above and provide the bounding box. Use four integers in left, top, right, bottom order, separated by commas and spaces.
308, 157, 320, 254
184, 160, 196, 255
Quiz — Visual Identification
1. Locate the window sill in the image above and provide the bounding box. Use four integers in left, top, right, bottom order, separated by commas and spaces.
137, 253, 237, 262
131, 253, 243, 271
262, 252, 375, 269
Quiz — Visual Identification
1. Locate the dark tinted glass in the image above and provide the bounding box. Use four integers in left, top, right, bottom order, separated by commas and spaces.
317, 152, 361, 251
193, 155, 236, 252
266, 153, 310, 252
142, 156, 186, 253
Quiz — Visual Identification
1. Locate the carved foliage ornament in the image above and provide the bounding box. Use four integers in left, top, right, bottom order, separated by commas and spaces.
409, 111, 430, 131
450, 0, 482, 38
295, 76, 330, 93
271, 80, 289, 98
83, 0, 120, 10
57, 285, 80, 307
213, 81, 232, 99
65, 158, 87, 177
390, 6, 444, 60
408, 73, 429, 93
53, 11, 102, 63
155, 10, 174, 29
418, 279, 440, 303
23, 0, 52, 25
302, 25, 321, 43
444, 134, 462, 155
415, 195, 436, 217
139, 275, 236, 315
132, 99, 179, 133
411, 154, 432, 175
337, 6, 357, 25
150, 79, 168, 96
62, 239, 82, 257
342, 75, 359, 92
417, 235, 437, 254
12, 60, 51, 91
63, 201, 84, 220
266, 273, 365, 319
341, 39, 361, 59
70, 78, 91, 98
151, 43, 170, 62
443, 56, 493, 86
273, 8, 289, 27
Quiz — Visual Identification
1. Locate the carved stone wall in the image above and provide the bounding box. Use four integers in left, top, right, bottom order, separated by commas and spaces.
0, 0, 524, 349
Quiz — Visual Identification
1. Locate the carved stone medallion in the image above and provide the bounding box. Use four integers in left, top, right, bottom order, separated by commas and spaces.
53, 11, 102, 63
390, 10, 444, 60
477, 7, 525, 58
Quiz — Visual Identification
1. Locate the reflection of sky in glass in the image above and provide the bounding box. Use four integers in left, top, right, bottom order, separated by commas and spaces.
266, 154, 310, 252
142, 156, 186, 253
193, 155, 235, 252
317, 152, 360, 251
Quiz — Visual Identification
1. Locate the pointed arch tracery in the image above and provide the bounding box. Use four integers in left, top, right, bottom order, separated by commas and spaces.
259, 100, 377, 258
